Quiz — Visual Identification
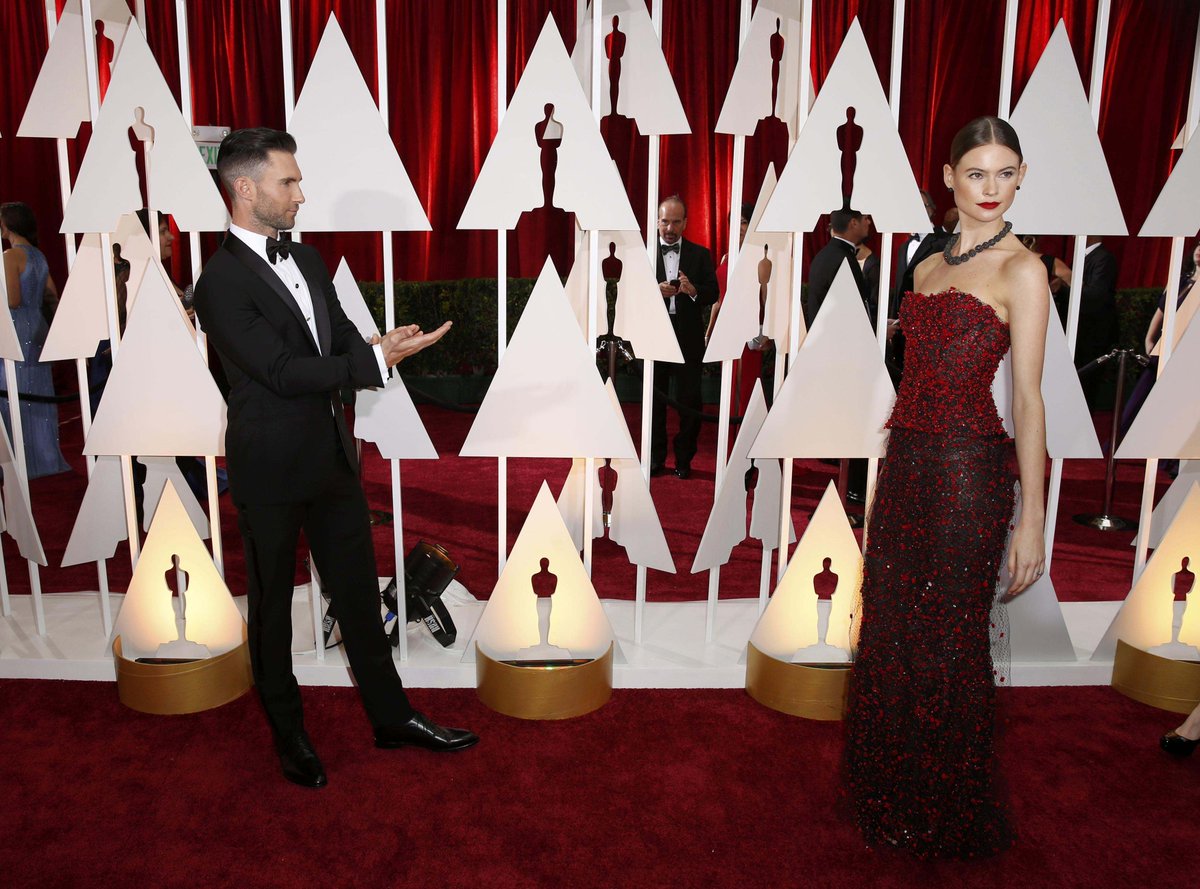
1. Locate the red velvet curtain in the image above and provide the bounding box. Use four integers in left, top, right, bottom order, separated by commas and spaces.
4, 0, 1198, 292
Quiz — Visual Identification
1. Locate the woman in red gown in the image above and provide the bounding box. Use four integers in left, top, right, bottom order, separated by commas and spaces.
844, 117, 1049, 858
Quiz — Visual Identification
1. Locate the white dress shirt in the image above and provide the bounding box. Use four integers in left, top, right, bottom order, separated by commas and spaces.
660, 237, 682, 314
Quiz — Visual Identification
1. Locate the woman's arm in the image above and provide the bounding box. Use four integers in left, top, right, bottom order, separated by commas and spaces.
4, 249, 22, 309
1144, 307, 1164, 356
1003, 256, 1050, 598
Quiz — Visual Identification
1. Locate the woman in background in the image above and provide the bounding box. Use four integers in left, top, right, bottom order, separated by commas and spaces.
0, 202, 70, 478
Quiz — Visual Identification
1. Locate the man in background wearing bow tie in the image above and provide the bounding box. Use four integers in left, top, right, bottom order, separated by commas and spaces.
194, 128, 477, 789
887, 189, 948, 378
653, 195, 718, 480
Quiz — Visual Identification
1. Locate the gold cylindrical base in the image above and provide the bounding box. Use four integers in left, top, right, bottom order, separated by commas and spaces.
475, 643, 613, 720
114, 633, 254, 716
745, 642, 851, 721
1111, 639, 1200, 714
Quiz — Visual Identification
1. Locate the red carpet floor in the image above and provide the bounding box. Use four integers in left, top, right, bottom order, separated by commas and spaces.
2, 400, 1172, 606
0, 679, 1194, 888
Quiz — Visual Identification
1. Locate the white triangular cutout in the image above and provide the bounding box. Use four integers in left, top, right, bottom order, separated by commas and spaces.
470, 482, 615, 661
461, 260, 637, 458
1116, 313, 1200, 459
290, 16, 430, 232
61, 456, 127, 567
355, 378, 438, 460
750, 264, 895, 458
999, 496, 1076, 662
694, 382, 795, 572
1093, 482, 1200, 660
0, 419, 47, 565
332, 258, 381, 340
706, 164, 795, 360
84, 261, 227, 457
113, 481, 244, 660
749, 481, 859, 661
556, 381, 674, 572
715, 2, 804, 137
992, 300, 1102, 458
458, 15, 638, 231
758, 20, 928, 235
1141, 128, 1200, 236
60, 25, 227, 234
1150, 284, 1200, 357
41, 234, 111, 361
570, 0, 690, 134
1142, 461, 1200, 550
1005, 24, 1126, 236
17, 0, 132, 139
139, 457, 209, 538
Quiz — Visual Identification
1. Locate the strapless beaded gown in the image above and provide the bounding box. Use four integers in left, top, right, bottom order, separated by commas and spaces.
845, 288, 1016, 858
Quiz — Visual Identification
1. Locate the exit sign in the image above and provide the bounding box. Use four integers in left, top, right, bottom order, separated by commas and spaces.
192, 125, 230, 171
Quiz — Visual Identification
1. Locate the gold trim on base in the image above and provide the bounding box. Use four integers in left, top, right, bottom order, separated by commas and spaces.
114, 632, 253, 715
745, 642, 851, 721
1111, 639, 1200, 715
475, 643, 613, 720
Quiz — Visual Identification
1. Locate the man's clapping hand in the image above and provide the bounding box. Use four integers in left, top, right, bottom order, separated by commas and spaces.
372, 320, 452, 368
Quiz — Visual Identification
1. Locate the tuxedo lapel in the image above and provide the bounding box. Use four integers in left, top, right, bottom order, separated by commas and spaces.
222, 234, 322, 354
296, 252, 331, 355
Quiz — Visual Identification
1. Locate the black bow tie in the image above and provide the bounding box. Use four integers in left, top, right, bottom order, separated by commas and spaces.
660, 242, 680, 255
266, 231, 292, 264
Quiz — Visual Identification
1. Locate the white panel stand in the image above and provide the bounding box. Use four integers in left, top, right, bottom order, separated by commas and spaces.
1132, 10, 1200, 579
582, 0, 603, 578
45, 0, 112, 634
2, 359, 44, 635
497, 0, 508, 576
174, 0, 222, 577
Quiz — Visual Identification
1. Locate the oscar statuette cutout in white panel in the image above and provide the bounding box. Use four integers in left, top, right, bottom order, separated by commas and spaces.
458, 15, 638, 232
0, 419, 47, 565
59, 25, 227, 234
113, 482, 244, 661
84, 259, 227, 458
715, 1, 803, 138
1141, 461, 1200, 550
330, 259, 437, 459
468, 482, 615, 663
61, 456, 126, 567
17, 0, 131, 139
693, 382, 794, 572
569, 0, 690, 134
556, 382, 674, 573
757, 19, 929, 237
461, 260, 637, 459
991, 304, 1102, 458
705, 165, 795, 361
1117, 311, 1200, 459
1093, 483, 1200, 661
1004, 23, 1126, 237
749, 482, 859, 663
289, 15, 430, 232
750, 264, 895, 460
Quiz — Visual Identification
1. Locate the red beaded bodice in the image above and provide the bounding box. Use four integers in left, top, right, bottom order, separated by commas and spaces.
887, 289, 1010, 437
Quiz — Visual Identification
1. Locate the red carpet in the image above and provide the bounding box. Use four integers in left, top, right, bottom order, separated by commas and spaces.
2, 401, 1171, 604
0, 679, 1193, 888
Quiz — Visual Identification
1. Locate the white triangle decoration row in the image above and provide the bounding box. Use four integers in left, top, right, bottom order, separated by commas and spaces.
290, 16, 430, 233
570, 0, 690, 134
461, 259, 636, 459
459, 15, 638, 231
693, 382, 795, 573
60, 25, 226, 234
564, 229, 684, 363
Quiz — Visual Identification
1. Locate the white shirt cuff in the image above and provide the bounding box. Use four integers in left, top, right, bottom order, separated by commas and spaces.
371, 342, 389, 385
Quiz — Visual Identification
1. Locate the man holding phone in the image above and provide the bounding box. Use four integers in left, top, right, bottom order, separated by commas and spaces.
652, 195, 719, 480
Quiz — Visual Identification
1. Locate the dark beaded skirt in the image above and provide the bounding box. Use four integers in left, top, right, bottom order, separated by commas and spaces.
845, 427, 1016, 859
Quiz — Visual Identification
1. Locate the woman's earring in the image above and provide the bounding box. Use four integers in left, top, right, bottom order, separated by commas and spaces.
1016, 185, 1022, 191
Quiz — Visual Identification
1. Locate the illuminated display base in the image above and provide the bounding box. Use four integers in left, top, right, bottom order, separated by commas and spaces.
1111, 639, 1200, 715
113, 630, 253, 715
745, 642, 851, 721
475, 642, 613, 720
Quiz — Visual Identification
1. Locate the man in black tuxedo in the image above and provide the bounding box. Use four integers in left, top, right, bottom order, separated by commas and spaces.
803, 208, 872, 327
889, 190, 949, 376
1074, 236, 1119, 406
194, 129, 477, 789
652, 195, 719, 479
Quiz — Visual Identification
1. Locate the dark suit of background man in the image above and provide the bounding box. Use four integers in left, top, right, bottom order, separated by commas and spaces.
1071, 236, 1119, 407
802, 208, 873, 503
803, 208, 873, 328
652, 195, 719, 480
193, 128, 476, 789
888, 189, 949, 377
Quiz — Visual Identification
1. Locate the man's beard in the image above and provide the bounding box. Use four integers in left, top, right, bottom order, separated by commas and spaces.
253, 205, 293, 233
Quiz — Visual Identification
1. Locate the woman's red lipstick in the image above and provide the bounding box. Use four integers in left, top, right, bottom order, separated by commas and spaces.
977, 201, 1001, 209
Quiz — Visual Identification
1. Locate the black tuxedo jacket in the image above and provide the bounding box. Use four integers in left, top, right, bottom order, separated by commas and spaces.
890, 229, 950, 316
194, 235, 384, 505
655, 237, 719, 364
804, 237, 868, 326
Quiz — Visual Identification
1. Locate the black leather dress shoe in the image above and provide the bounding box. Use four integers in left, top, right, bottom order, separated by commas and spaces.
375, 712, 479, 752
1161, 730, 1199, 757
276, 731, 327, 788
674, 466, 691, 479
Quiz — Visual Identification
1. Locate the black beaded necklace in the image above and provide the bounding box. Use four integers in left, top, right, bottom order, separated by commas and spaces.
942, 221, 1013, 266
